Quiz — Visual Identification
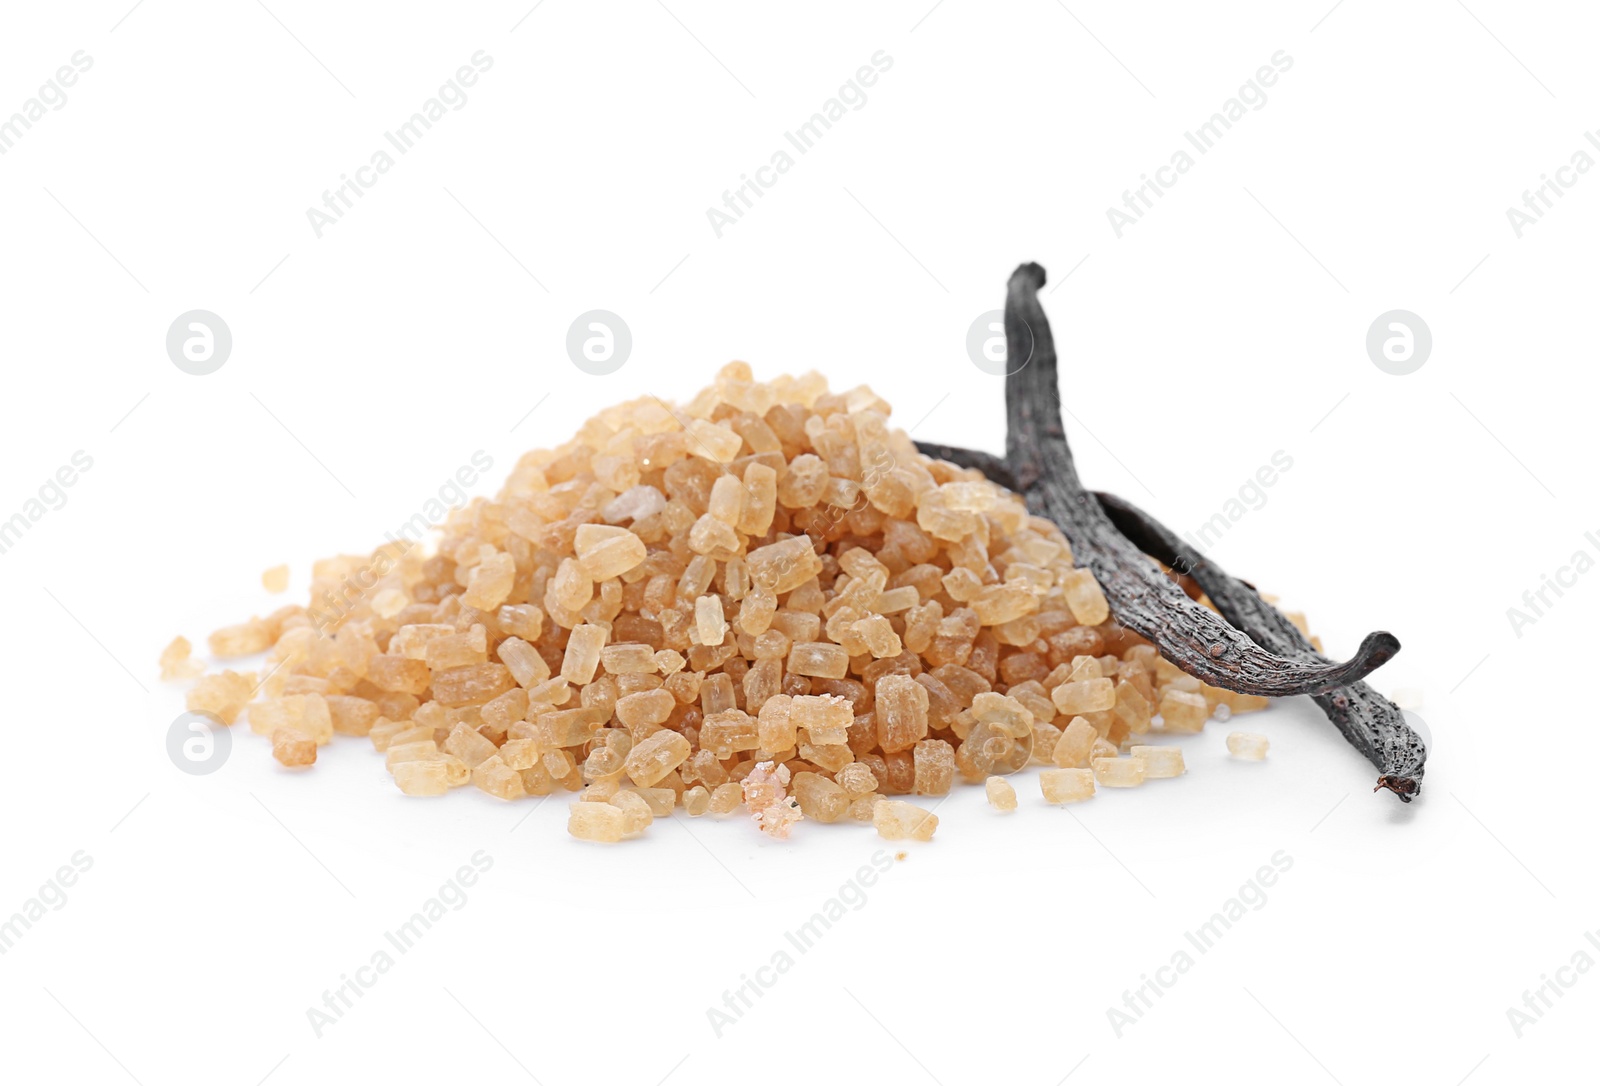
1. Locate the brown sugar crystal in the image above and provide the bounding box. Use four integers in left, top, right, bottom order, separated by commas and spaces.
624, 730, 691, 787
272, 728, 316, 767
985, 776, 1018, 811
1040, 768, 1095, 805
872, 799, 938, 841
159, 636, 204, 681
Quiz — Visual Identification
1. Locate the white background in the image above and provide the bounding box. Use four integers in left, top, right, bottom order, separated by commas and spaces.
0, 1, 1593, 1083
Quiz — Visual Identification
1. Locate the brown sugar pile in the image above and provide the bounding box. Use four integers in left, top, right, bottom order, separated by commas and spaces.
172, 364, 1269, 841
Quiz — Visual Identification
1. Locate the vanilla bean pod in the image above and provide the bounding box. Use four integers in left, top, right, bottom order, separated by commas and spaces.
1093, 491, 1426, 799
914, 440, 1425, 799
999, 262, 1398, 698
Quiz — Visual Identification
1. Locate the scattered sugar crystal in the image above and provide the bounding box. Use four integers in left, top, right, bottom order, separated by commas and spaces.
209, 620, 271, 659
985, 776, 1017, 811
1227, 732, 1269, 760
272, 728, 316, 767
187, 671, 255, 727
393, 760, 451, 797
1040, 768, 1095, 804
1092, 757, 1146, 787
159, 636, 204, 682
1130, 745, 1185, 778
872, 799, 938, 841
568, 802, 627, 842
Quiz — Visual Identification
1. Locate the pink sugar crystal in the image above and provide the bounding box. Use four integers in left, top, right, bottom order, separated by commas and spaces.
742, 760, 803, 839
